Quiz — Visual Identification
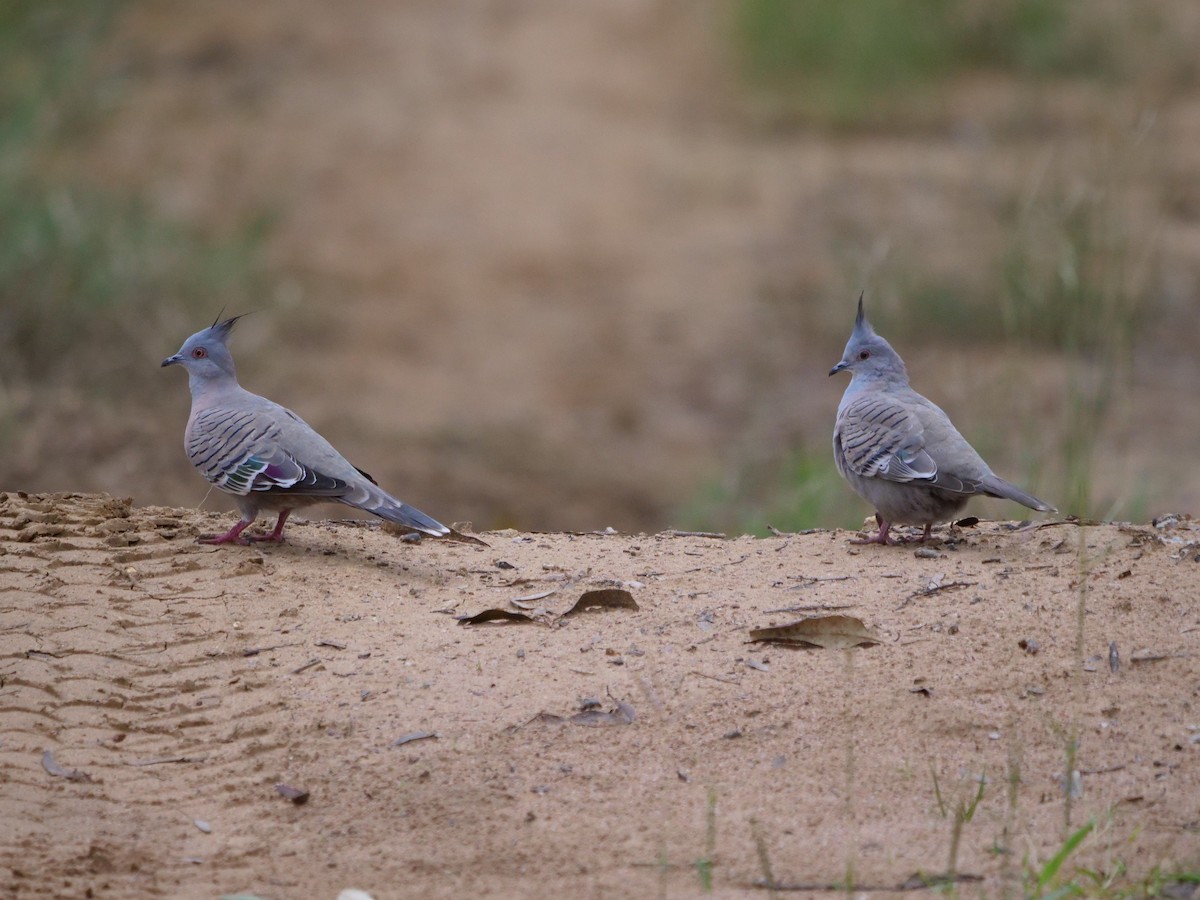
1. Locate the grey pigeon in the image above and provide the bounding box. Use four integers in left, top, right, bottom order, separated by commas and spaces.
162, 315, 451, 545
829, 296, 1054, 544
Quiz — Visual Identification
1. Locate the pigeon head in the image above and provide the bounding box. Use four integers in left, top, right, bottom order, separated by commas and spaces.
161, 313, 244, 385
828, 294, 908, 386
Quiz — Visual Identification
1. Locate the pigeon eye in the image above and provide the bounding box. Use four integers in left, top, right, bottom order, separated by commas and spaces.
858, 349, 871, 361
191, 347, 207, 359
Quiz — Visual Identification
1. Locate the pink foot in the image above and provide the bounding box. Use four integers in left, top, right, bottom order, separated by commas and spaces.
246, 511, 290, 543
893, 523, 935, 544
197, 511, 290, 546
198, 520, 253, 545
850, 514, 893, 545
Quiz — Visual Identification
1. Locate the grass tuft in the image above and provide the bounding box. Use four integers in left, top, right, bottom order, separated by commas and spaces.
679, 447, 855, 536
695, 786, 717, 892
731, 0, 1178, 130
1027, 820, 1095, 897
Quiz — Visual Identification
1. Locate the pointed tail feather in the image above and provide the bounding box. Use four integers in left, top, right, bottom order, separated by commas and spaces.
981, 475, 1056, 513
341, 482, 451, 537
371, 497, 451, 536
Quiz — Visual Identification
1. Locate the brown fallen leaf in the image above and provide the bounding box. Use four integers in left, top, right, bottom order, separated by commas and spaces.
749, 615, 881, 649
275, 783, 309, 804
561, 589, 639, 617
456, 608, 541, 626
41, 749, 91, 782
568, 700, 638, 729
570, 699, 635, 727
514, 699, 636, 730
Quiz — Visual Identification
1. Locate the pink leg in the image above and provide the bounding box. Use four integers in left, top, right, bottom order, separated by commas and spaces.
246, 510, 290, 543
895, 522, 934, 544
199, 519, 254, 545
851, 513, 893, 545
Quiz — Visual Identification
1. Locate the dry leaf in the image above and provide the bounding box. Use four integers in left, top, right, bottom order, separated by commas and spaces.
516, 699, 636, 729
41, 749, 91, 782
456, 608, 540, 626
391, 731, 438, 747
569, 699, 635, 727
512, 588, 558, 604
275, 783, 309, 804
749, 615, 881, 649
561, 589, 638, 617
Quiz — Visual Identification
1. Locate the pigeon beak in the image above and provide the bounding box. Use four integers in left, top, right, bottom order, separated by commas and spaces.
828, 360, 849, 376
161, 354, 183, 368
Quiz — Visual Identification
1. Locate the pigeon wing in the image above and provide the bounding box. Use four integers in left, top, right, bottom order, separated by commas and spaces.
837, 393, 939, 484
187, 406, 351, 498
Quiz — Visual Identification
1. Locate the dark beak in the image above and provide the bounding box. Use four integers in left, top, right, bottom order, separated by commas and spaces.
161, 354, 182, 368
828, 361, 848, 376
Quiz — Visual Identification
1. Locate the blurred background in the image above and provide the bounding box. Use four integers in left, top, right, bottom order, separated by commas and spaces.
2, 0, 1198, 533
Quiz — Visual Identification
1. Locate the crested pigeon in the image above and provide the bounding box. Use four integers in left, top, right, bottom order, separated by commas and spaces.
829, 296, 1055, 544
162, 315, 452, 545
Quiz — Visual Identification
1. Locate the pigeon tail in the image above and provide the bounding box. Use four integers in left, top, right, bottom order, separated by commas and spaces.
980, 474, 1056, 513
347, 488, 451, 537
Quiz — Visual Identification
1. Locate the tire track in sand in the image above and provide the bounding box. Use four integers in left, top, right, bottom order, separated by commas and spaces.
0, 492, 292, 896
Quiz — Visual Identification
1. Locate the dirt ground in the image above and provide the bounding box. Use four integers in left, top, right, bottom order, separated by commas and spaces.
2, 492, 1197, 898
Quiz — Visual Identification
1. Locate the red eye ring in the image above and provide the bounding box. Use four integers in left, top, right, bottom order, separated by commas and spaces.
192, 347, 207, 359
858, 349, 871, 361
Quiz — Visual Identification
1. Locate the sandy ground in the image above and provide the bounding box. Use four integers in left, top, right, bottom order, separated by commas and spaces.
2, 492, 1198, 898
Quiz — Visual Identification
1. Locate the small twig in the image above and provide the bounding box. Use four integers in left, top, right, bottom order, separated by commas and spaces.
1026, 517, 1103, 531
1080, 764, 1126, 776
785, 576, 854, 592
391, 731, 438, 747
757, 873, 983, 892
127, 755, 208, 767
315, 640, 347, 650
291, 658, 321, 674
897, 580, 977, 610
764, 604, 855, 614
242, 641, 303, 657
683, 670, 741, 686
